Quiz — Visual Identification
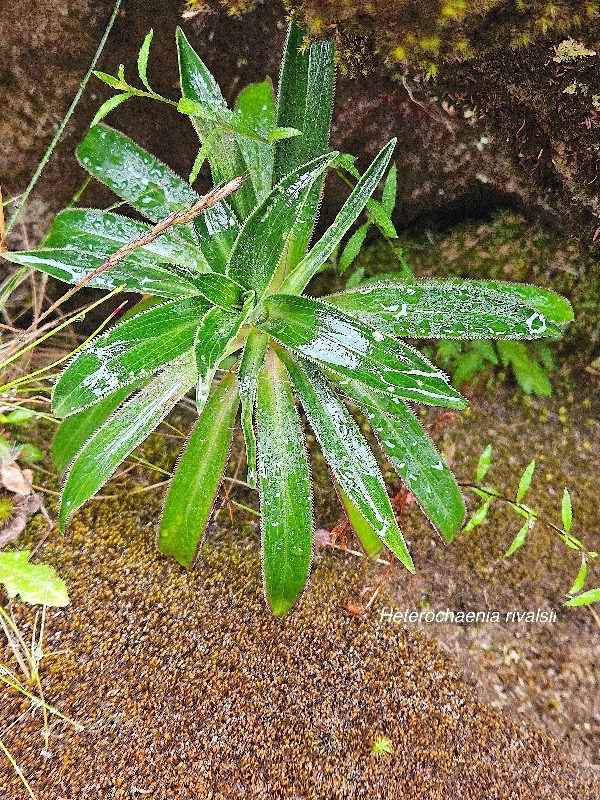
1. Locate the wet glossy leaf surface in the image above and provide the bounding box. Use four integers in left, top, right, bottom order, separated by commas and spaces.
78, 124, 238, 269
277, 349, 414, 571
158, 371, 239, 568
259, 295, 467, 409
53, 297, 210, 416
281, 140, 396, 294
234, 79, 276, 202
2, 247, 204, 298
60, 355, 196, 531
44, 208, 209, 273
272, 22, 334, 266
177, 27, 256, 221
238, 331, 269, 489
257, 350, 313, 615
227, 153, 337, 297
324, 281, 562, 339
52, 383, 141, 474
332, 377, 465, 542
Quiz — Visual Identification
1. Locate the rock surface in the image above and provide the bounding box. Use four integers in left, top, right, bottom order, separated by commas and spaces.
5, 0, 599, 258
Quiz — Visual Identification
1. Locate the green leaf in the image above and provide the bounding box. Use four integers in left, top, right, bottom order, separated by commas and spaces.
189, 138, 212, 185
463, 498, 493, 532
44, 208, 211, 273
1, 246, 203, 298
561, 487, 573, 534
366, 198, 397, 238
16, 443, 43, 462
227, 152, 337, 298
158, 371, 240, 567
281, 139, 397, 294
193, 306, 246, 412
77, 124, 238, 268
336, 483, 384, 558
257, 350, 313, 615
258, 295, 467, 410
565, 587, 600, 607
89, 93, 132, 127
59, 354, 196, 531
504, 518, 531, 557
93, 70, 128, 91
451, 348, 488, 389
496, 341, 552, 396
269, 127, 302, 142
323, 280, 562, 340
476, 444, 493, 483
272, 22, 335, 268
238, 331, 269, 489
52, 384, 140, 474
568, 555, 587, 596
177, 27, 256, 220
192, 273, 248, 310
516, 459, 535, 503
332, 377, 465, 542
338, 223, 370, 275
277, 348, 414, 571
234, 79, 276, 201
52, 297, 210, 416
273, 22, 334, 182
381, 163, 397, 216
465, 281, 574, 325
137, 29, 154, 92
0, 551, 69, 607
4, 408, 36, 424
0, 267, 28, 311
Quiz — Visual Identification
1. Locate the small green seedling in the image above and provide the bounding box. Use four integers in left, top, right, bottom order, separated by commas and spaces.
372, 736, 393, 757
1, 23, 573, 615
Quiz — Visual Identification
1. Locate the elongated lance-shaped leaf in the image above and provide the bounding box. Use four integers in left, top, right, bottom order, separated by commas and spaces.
1, 247, 205, 298
238, 330, 269, 489
273, 22, 334, 183
280, 139, 397, 294
323, 280, 562, 340
158, 371, 240, 567
273, 22, 335, 267
176, 27, 256, 221
227, 152, 338, 298
258, 295, 467, 409
53, 297, 210, 417
257, 349, 313, 615
77, 124, 238, 270
329, 375, 465, 542
335, 482, 384, 558
193, 305, 247, 411
52, 382, 142, 474
43, 208, 210, 273
234, 79, 276, 202
276, 347, 414, 571
59, 354, 197, 531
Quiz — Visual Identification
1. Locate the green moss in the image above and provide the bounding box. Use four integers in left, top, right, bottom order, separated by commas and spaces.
199, 0, 599, 74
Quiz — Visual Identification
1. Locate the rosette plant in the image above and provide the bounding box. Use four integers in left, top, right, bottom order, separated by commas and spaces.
3, 23, 573, 615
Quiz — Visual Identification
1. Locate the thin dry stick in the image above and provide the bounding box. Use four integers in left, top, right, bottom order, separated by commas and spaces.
26, 175, 245, 333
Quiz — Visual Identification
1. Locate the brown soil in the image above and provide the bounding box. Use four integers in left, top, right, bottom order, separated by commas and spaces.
0, 503, 597, 798
0, 367, 598, 798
